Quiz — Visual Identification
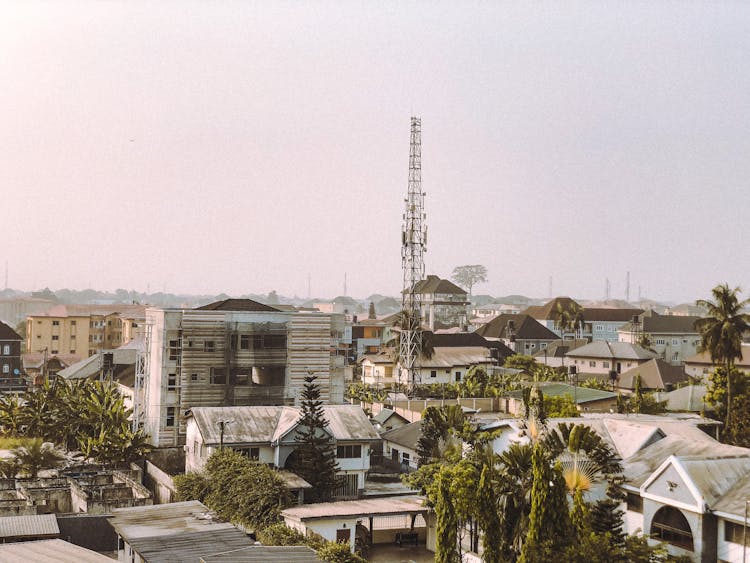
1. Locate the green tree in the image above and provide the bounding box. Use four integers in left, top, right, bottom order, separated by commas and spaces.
694, 283, 750, 431
178, 449, 291, 530
461, 365, 489, 397
431, 465, 460, 563
556, 302, 585, 339
545, 394, 580, 418
519, 443, 572, 562
256, 522, 307, 546
316, 541, 368, 563
451, 264, 488, 298
0, 394, 25, 437
288, 374, 340, 502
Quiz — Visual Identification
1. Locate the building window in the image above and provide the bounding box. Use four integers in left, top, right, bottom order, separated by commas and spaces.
210, 368, 226, 385
672, 339, 679, 346
204, 340, 215, 353
71, 320, 76, 326
166, 407, 175, 427
234, 446, 260, 459
167, 374, 177, 391
725, 520, 745, 544
52, 320, 59, 326
455, 371, 461, 382
2, 364, 8, 374
655, 338, 665, 345
402, 452, 410, 466
70, 350, 76, 354
595, 324, 604, 331
2, 345, 8, 355
337, 445, 362, 458
650, 506, 693, 552
589, 361, 596, 367
52, 335, 59, 341
230, 334, 238, 350
51, 349, 58, 354
603, 361, 610, 368
626, 492, 642, 513
240, 335, 250, 349
430, 370, 437, 378
191, 373, 198, 381
168, 340, 180, 360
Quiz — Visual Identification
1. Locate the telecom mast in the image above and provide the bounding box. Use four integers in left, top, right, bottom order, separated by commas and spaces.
400, 117, 427, 389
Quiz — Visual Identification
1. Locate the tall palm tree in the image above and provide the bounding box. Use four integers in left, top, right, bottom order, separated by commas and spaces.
12, 439, 66, 478
695, 284, 750, 430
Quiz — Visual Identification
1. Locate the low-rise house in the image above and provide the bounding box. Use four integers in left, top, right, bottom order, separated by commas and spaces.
185, 405, 381, 497
371, 408, 410, 434
617, 358, 689, 393
565, 341, 658, 377
360, 351, 397, 387
281, 496, 428, 553
533, 338, 589, 367
618, 311, 703, 365
381, 420, 422, 472
653, 385, 709, 413
684, 344, 750, 378
107, 500, 255, 563
396, 346, 495, 386
474, 314, 559, 356
502, 383, 618, 414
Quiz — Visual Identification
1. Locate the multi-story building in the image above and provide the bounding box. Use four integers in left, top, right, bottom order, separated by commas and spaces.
0, 321, 24, 391
138, 299, 347, 448
617, 310, 702, 365
0, 297, 56, 329
474, 313, 559, 356
25, 304, 146, 359
524, 297, 643, 342
411, 275, 469, 331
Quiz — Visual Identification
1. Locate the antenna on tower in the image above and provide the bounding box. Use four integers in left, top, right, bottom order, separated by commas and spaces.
400, 117, 426, 391
625, 271, 630, 303
343, 273, 347, 297
307, 273, 311, 300
605, 278, 611, 300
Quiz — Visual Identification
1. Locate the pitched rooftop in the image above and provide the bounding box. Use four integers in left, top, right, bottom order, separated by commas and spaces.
196, 298, 280, 312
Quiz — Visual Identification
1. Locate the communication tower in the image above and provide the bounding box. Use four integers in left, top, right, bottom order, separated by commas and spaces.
399, 117, 427, 389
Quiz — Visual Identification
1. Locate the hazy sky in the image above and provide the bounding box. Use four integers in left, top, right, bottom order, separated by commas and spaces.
2, 1, 749, 303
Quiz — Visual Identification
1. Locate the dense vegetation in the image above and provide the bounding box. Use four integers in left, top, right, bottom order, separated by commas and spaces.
0, 378, 150, 470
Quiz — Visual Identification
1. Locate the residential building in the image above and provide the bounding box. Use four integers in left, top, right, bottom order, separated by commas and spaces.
185, 404, 380, 496
0, 538, 113, 562
502, 383, 618, 414
371, 408, 410, 434
524, 297, 643, 342
25, 304, 145, 359
565, 341, 658, 378
474, 313, 559, 356
0, 321, 24, 391
360, 351, 397, 388
618, 310, 703, 365
381, 420, 422, 471
22, 352, 79, 383
532, 338, 589, 368
471, 303, 522, 318
617, 358, 689, 393
410, 275, 469, 330
684, 344, 750, 378
139, 299, 347, 448
396, 346, 495, 386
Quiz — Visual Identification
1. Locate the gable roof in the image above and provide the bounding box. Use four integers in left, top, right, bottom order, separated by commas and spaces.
686, 344, 750, 367
381, 420, 423, 451
0, 539, 112, 562
417, 346, 493, 368
617, 359, 689, 391
58, 348, 137, 380
372, 408, 409, 426
0, 321, 22, 341
426, 332, 514, 357
565, 341, 658, 360
200, 546, 322, 562
196, 299, 280, 312
505, 382, 617, 405
189, 405, 380, 446
532, 338, 589, 358
411, 275, 466, 295
475, 314, 558, 340
523, 297, 582, 321
581, 308, 644, 322
619, 311, 702, 334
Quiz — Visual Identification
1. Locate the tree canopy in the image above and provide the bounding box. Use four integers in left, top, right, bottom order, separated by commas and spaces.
451, 265, 488, 296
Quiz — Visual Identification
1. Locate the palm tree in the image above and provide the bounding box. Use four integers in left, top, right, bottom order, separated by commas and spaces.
556, 302, 586, 340
12, 439, 66, 478
695, 284, 750, 430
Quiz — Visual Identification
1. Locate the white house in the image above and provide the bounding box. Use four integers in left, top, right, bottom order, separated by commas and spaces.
618, 311, 703, 365
396, 346, 494, 386
185, 404, 381, 497
565, 341, 658, 376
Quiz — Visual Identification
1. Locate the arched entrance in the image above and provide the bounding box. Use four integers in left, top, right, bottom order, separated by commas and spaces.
650, 505, 694, 551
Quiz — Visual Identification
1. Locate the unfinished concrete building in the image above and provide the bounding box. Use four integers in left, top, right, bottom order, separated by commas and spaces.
137, 299, 347, 448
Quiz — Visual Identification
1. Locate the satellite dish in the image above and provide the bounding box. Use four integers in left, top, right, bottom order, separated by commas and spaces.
13, 369, 19, 375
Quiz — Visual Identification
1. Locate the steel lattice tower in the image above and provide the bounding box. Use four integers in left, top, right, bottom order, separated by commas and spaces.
399, 117, 426, 388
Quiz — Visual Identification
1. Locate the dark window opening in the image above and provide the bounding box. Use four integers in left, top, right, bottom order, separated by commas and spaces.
210, 368, 226, 385
166, 407, 175, 427
626, 492, 643, 513
650, 506, 693, 551
337, 445, 362, 459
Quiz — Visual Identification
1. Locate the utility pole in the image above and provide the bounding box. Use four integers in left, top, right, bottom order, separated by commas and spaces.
625, 271, 630, 303
399, 117, 426, 391
218, 419, 233, 450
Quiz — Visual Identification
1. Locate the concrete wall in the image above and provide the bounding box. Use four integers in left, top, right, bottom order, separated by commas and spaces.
144, 461, 176, 505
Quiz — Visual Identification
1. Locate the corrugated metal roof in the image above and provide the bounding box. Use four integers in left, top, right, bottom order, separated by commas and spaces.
201, 545, 322, 562
191, 405, 380, 446
282, 495, 426, 521
381, 420, 422, 451
127, 528, 254, 563
679, 454, 750, 506
0, 514, 59, 538
0, 539, 112, 562
109, 500, 237, 540
58, 348, 137, 380
565, 341, 658, 360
